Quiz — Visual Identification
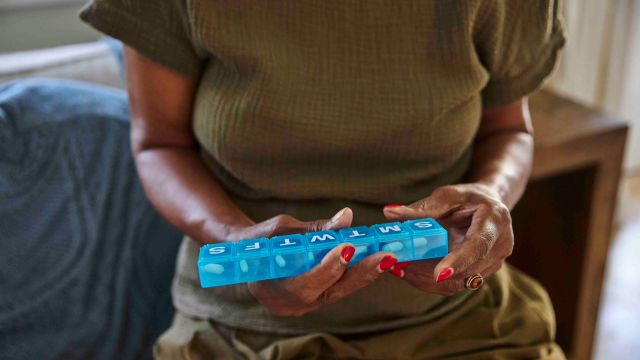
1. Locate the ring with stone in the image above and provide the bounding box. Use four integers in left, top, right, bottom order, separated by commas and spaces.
465, 274, 484, 290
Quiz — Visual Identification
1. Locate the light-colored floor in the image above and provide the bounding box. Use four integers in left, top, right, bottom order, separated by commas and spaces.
593, 174, 640, 360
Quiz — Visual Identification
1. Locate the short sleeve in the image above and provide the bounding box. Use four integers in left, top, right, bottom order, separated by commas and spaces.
79, 0, 205, 80
475, 0, 566, 107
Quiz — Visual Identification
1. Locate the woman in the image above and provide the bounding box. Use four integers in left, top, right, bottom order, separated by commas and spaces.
81, 1, 566, 358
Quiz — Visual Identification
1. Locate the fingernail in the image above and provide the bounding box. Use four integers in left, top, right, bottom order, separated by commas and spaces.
436, 267, 454, 283
340, 245, 355, 264
378, 255, 398, 272
384, 204, 403, 210
393, 262, 411, 271
331, 208, 347, 223
390, 268, 405, 278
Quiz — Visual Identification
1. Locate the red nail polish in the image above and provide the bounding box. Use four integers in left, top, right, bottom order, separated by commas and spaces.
394, 262, 411, 270
341, 246, 355, 263
384, 204, 403, 209
390, 268, 405, 278
378, 255, 398, 271
436, 268, 454, 283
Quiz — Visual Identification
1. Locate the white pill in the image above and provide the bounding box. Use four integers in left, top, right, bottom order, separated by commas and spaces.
413, 238, 428, 248
203, 263, 224, 274
382, 242, 404, 253
354, 245, 367, 255
239, 259, 249, 273
275, 255, 286, 268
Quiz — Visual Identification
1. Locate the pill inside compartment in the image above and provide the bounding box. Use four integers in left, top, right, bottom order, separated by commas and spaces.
305, 230, 341, 267
270, 234, 308, 279
372, 222, 413, 261
198, 242, 237, 287
338, 226, 379, 266
236, 238, 272, 282
404, 218, 449, 260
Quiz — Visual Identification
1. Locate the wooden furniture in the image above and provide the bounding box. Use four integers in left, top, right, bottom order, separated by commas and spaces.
509, 90, 628, 360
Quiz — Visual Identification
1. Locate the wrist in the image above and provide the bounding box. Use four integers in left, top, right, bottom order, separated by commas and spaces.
199, 215, 255, 244
469, 179, 508, 206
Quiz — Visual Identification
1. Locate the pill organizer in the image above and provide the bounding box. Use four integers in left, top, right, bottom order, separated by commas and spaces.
198, 218, 448, 288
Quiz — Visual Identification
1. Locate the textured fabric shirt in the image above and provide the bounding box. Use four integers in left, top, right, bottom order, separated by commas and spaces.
80, 0, 565, 334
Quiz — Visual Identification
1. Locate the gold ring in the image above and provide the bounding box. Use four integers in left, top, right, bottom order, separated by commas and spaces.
465, 274, 484, 290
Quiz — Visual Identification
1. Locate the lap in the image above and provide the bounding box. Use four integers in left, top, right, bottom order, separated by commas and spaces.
156, 264, 565, 360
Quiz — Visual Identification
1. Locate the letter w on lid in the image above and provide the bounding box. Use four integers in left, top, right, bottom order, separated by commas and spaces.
310, 233, 336, 242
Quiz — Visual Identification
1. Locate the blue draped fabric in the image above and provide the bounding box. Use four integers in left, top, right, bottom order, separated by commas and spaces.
0, 79, 182, 360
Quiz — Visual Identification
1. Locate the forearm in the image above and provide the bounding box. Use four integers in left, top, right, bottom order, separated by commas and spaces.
134, 146, 255, 244
466, 98, 534, 210
467, 131, 533, 210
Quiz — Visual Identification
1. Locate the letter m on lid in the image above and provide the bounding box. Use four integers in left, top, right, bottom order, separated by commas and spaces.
378, 225, 401, 233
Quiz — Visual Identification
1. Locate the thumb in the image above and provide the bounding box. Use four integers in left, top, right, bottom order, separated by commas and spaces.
302, 207, 353, 232
383, 196, 451, 221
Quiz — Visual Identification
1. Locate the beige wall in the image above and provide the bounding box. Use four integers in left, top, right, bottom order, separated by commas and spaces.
0, 3, 100, 53
547, 0, 640, 172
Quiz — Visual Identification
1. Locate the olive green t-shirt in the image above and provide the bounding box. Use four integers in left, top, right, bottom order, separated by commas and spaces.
80, 0, 564, 333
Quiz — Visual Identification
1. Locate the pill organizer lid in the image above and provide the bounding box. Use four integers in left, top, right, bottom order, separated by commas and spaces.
371, 222, 409, 237
236, 238, 270, 259
271, 234, 306, 254
403, 218, 447, 235
198, 242, 234, 265
305, 230, 340, 249
338, 226, 376, 244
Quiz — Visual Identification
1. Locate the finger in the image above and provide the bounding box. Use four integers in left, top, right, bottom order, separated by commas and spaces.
390, 267, 405, 278
442, 261, 502, 295
433, 205, 501, 283
391, 261, 412, 272
320, 252, 397, 305
281, 243, 353, 302
383, 192, 458, 222
253, 208, 353, 239
300, 207, 353, 232
389, 261, 412, 278
452, 258, 504, 283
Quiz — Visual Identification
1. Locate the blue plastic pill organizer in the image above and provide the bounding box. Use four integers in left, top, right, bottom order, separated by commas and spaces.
198, 218, 448, 288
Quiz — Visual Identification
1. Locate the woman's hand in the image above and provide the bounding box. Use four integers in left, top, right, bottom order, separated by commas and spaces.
228, 208, 398, 317
383, 183, 514, 296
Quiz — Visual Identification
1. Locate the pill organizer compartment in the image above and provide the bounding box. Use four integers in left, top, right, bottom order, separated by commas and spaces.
372, 222, 412, 261
404, 219, 449, 260
338, 226, 378, 266
198, 242, 236, 287
236, 238, 272, 282
305, 230, 341, 267
271, 234, 308, 278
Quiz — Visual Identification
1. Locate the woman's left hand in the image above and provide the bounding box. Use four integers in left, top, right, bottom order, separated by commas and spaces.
383, 183, 514, 296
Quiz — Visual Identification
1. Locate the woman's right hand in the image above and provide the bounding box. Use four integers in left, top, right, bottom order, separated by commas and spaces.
226, 207, 398, 317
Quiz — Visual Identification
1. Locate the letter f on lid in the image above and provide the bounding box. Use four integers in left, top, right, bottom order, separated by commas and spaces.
244, 242, 261, 251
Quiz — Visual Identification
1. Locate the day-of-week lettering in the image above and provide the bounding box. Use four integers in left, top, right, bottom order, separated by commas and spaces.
378, 225, 401, 233
347, 230, 367, 238
208, 246, 227, 255
244, 242, 261, 251
279, 238, 297, 246
413, 221, 433, 228
310, 234, 336, 242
